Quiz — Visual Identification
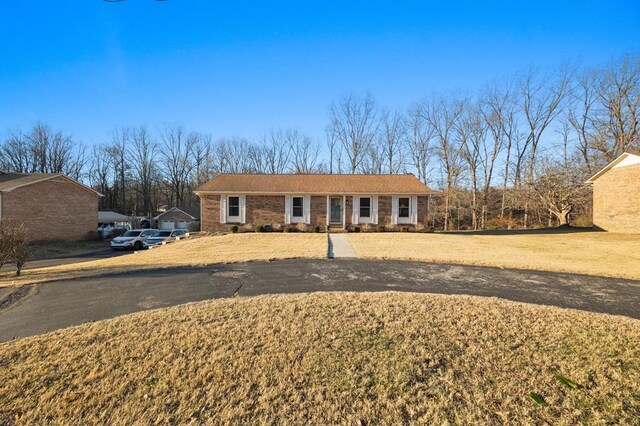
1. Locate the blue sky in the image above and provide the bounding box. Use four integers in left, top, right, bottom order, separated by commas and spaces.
0, 1, 638, 145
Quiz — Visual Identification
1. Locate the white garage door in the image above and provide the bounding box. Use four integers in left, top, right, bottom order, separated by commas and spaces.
177, 221, 189, 229
160, 220, 174, 230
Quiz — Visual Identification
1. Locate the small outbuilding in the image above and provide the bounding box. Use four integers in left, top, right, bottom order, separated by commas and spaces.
586, 152, 640, 233
0, 172, 101, 240
153, 206, 200, 230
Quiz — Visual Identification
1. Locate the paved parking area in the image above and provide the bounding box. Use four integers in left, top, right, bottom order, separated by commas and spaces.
1, 259, 638, 341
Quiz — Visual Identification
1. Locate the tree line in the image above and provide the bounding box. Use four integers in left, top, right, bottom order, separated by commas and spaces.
1, 54, 638, 230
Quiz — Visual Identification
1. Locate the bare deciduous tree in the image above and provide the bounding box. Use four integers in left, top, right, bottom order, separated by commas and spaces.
406, 104, 432, 184
328, 93, 379, 173
129, 126, 157, 215
421, 97, 466, 230
379, 110, 406, 173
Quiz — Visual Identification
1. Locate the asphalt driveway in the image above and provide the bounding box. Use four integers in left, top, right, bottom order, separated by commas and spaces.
1, 259, 639, 342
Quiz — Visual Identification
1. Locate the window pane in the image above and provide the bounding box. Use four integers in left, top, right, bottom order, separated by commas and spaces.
399, 197, 410, 218
292, 197, 304, 217
228, 196, 240, 217
359, 197, 371, 218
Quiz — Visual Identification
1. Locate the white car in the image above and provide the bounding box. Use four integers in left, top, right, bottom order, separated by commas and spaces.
110, 229, 156, 251
143, 229, 187, 248
98, 222, 129, 238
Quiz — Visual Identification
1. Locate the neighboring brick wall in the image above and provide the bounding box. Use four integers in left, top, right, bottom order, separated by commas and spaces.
592, 164, 640, 232
1, 178, 98, 241
155, 210, 199, 230
246, 195, 285, 225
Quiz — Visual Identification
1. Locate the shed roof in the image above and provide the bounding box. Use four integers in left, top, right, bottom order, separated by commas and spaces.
195, 174, 431, 195
98, 211, 131, 222
154, 206, 201, 220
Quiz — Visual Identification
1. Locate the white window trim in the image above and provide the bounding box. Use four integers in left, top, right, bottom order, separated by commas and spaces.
291, 196, 305, 223
285, 195, 311, 224
352, 195, 376, 225
392, 196, 417, 225
224, 194, 245, 224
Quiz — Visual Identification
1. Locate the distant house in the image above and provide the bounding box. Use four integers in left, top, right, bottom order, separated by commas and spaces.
194, 174, 431, 232
586, 152, 640, 232
153, 206, 200, 230
0, 172, 101, 240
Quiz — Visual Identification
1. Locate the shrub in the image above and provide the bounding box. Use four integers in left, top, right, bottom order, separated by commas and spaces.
375, 225, 386, 232
361, 223, 373, 233
295, 223, 307, 232
313, 225, 322, 233
13, 227, 31, 277
351, 226, 361, 233
0, 222, 32, 276
400, 226, 409, 232
254, 224, 265, 233
228, 225, 239, 233
283, 226, 294, 233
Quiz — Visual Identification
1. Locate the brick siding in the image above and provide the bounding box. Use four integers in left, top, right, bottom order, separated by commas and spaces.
245, 195, 285, 225
592, 164, 640, 232
1, 178, 98, 241
198, 193, 430, 232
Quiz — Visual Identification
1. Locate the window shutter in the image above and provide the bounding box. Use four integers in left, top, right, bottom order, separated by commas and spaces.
372, 196, 379, 224
284, 195, 291, 224
303, 196, 311, 224
411, 196, 418, 225
352, 196, 359, 224
325, 197, 330, 226
240, 195, 246, 224
220, 195, 227, 224
391, 196, 398, 225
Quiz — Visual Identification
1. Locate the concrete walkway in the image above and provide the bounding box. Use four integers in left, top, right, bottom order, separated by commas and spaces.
328, 233, 357, 258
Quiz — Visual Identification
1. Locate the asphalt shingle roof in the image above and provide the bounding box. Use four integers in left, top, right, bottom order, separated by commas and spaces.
195, 174, 431, 194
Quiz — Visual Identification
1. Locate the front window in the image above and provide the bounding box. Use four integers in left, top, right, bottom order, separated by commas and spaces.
359, 197, 371, 218
292, 197, 304, 218
399, 197, 410, 218
123, 231, 141, 237
228, 196, 240, 217
154, 231, 171, 237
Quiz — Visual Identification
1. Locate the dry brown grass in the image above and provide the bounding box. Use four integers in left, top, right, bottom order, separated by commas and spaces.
0, 292, 638, 424
0, 233, 327, 287
348, 231, 640, 280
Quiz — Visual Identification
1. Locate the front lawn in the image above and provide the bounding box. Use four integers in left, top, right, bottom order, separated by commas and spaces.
0, 233, 328, 287
348, 231, 640, 280
1, 292, 638, 424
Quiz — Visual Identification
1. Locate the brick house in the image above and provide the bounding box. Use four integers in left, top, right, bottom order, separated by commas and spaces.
153, 206, 201, 230
0, 172, 101, 240
586, 152, 640, 233
195, 174, 431, 232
